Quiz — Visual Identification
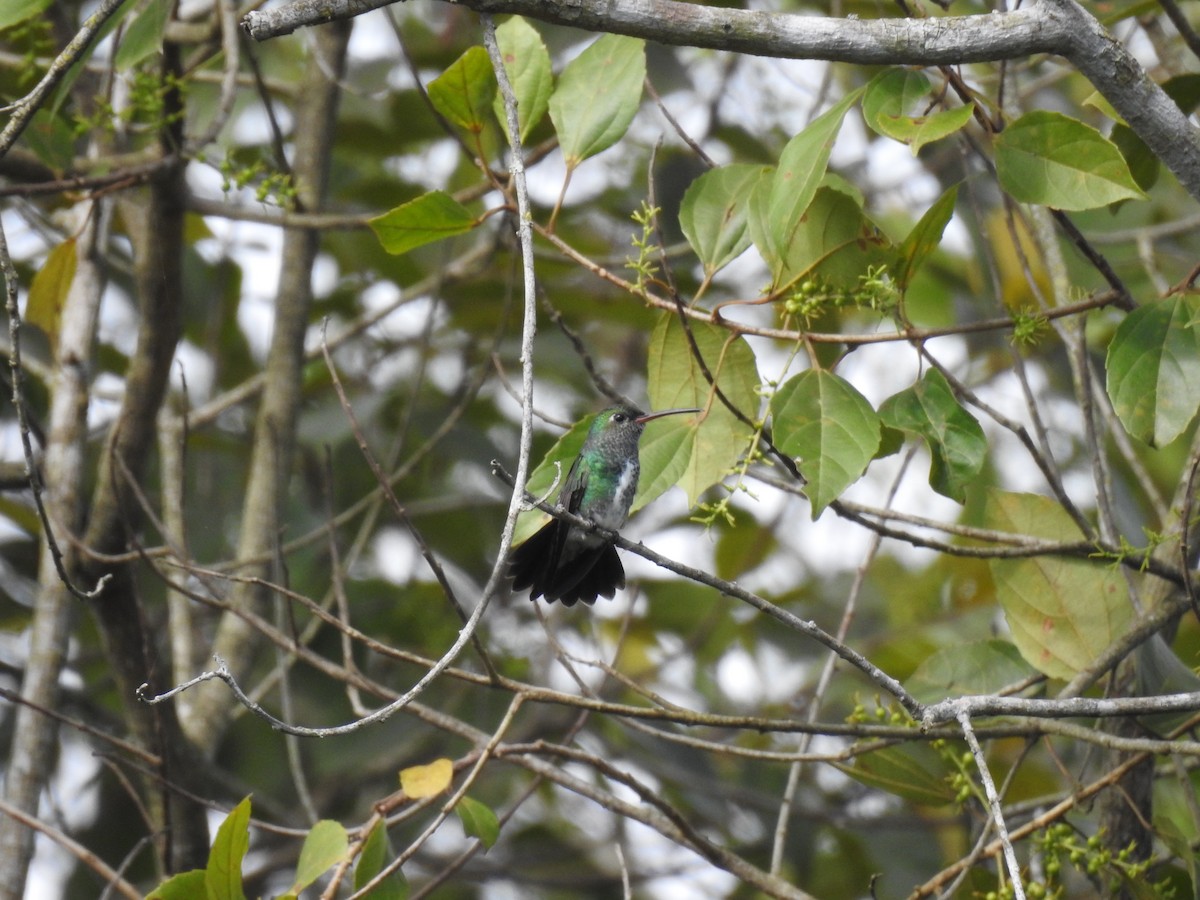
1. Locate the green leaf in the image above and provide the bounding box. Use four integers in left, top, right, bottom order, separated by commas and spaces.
633, 414, 699, 509
0, 0, 52, 29
895, 183, 957, 293
878, 368, 986, 503
0, 496, 42, 537
643, 313, 760, 507
837, 743, 958, 806
427, 46, 497, 136
368, 191, 479, 256
995, 110, 1145, 209
863, 69, 933, 134
679, 165, 768, 277
905, 639, 1037, 704
773, 186, 891, 290
291, 820, 349, 893
1082, 90, 1122, 121
114, 0, 172, 70
745, 172, 775, 273
770, 369, 881, 518
892, 102, 974, 153
548, 34, 645, 168
1161, 72, 1200, 113
455, 795, 501, 848
1106, 294, 1200, 447
985, 491, 1132, 680
713, 518, 778, 580
863, 68, 974, 154
145, 869, 206, 900
820, 170, 864, 206
493, 17, 553, 142
1154, 777, 1200, 894
22, 110, 76, 174
27, 239, 76, 351
752, 89, 864, 271
206, 796, 251, 900
1108, 122, 1161, 193
355, 821, 407, 898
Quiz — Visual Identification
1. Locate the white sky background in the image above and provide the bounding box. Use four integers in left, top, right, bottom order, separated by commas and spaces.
1, 5, 1110, 897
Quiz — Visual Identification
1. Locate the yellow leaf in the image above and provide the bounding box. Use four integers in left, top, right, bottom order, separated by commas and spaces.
984, 210, 1050, 311
399, 758, 453, 799
27, 239, 76, 352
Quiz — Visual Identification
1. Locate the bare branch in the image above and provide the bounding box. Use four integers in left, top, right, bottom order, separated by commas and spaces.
925, 691, 1200, 726
245, 0, 1055, 61
956, 710, 1026, 900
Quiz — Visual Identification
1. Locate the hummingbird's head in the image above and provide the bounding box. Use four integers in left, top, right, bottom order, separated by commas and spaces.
589, 406, 646, 442
588, 405, 702, 446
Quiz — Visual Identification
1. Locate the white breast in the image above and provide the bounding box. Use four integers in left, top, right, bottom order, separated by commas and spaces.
592, 460, 638, 531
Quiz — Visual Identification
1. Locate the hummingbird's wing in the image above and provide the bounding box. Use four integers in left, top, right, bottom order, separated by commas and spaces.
548, 457, 588, 564
536, 461, 597, 603
543, 463, 630, 605
560, 454, 588, 515
510, 458, 625, 605
508, 460, 587, 600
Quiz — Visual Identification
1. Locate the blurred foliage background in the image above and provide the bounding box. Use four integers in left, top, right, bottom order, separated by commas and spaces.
2, 0, 1200, 897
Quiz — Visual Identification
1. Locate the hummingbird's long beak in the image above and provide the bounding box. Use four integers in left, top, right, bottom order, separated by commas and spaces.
635, 407, 702, 424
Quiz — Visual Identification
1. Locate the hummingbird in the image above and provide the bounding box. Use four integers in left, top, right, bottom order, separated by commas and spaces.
508, 405, 701, 606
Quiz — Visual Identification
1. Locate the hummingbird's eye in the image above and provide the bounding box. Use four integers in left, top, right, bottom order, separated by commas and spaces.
613, 413, 627, 423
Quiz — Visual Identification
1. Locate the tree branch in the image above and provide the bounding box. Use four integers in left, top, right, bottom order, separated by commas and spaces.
242, 0, 1200, 201
244, 0, 1055, 62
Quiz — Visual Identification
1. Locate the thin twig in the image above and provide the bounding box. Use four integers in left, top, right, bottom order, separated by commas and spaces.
644, 76, 716, 167
319, 323, 497, 679
956, 708, 1026, 899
